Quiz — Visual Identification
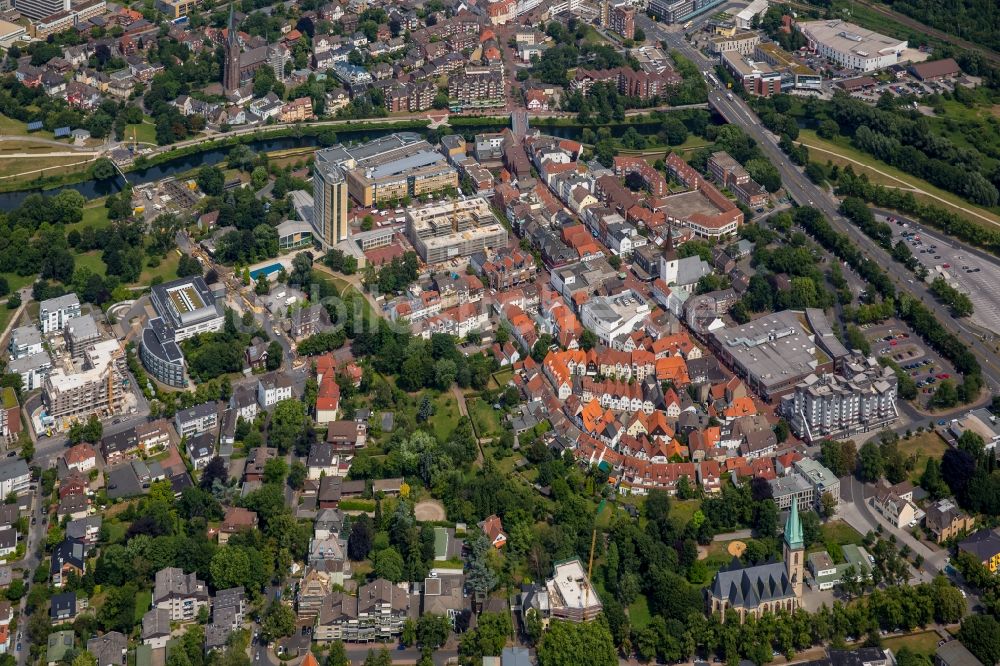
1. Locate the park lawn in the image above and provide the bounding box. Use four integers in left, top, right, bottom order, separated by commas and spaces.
819, 521, 864, 546
898, 431, 948, 483
628, 594, 653, 629
797, 129, 1000, 227
138, 250, 180, 285
0, 139, 73, 153
75, 250, 107, 276
0, 272, 34, 293
430, 390, 461, 442
67, 202, 113, 234
468, 396, 502, 439
125, 120, 157, 145
882, 630, 940, 657
133, 589, 152, 623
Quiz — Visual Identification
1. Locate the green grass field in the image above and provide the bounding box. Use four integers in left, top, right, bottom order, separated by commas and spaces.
467, 396, 502, 439
133, 589, 152, 623
0, 272, 34, 293
898, 431, 948, 483
0, 305, 15, 335
138, 250, 181, 285
430, 391, 461, 442
488, 368, 514, 390
125, 120, 157, 145
628, 594, 653, 629
819, 521, 865, 546
74, 250, 107, 276
671, 499, 702, 528
0, 113, 54, 139
67, 202, 113, 234
798, 129, 1000, 228
882, 631, 941, 657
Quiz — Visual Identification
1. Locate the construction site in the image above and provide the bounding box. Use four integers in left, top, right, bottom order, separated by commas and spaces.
405, 197, 509, 265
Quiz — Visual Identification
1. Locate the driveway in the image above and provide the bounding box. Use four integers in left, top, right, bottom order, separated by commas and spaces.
839, 475, 947, 581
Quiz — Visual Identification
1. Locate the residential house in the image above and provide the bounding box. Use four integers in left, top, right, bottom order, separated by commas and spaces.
51, 539, 86, 587
64, 443, 97, 473
141, 608, 171, 649
87, 631, 127, 666
478, 515, 507, 549
925, 498, 975, 544
315, 579, 413, 642
959, 528, 1000, 573
153, 567, 209, 621
257, 372, 293, 408
50, 592, 78, 623
174, 402, 218, 438
218, 507, 258, 544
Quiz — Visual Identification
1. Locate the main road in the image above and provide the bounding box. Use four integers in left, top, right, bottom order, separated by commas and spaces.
635, 15, 1000, 391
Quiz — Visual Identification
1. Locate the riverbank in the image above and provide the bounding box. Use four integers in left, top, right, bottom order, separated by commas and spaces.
0, 108, 719, 207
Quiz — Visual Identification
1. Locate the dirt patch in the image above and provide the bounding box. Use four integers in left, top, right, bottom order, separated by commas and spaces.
414, 499, 446, 522
727, 540, 747, 557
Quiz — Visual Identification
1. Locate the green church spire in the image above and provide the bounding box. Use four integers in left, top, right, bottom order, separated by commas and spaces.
784, 497, 804, 551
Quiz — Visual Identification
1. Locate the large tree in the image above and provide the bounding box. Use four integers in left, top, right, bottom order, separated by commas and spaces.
268, 399, 308, 454
537, 619, 617, 666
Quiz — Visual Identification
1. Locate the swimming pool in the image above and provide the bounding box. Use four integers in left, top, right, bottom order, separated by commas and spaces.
249, 263, 283, 280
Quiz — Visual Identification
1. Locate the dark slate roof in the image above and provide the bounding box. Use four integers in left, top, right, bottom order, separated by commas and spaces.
709, 558, 795, 607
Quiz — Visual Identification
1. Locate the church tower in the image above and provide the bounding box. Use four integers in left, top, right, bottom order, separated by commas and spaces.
223, 4, 241, 94
784, 497, 805, 598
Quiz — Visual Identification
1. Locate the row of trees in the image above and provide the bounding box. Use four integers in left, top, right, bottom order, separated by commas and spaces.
791, 206, 982, 405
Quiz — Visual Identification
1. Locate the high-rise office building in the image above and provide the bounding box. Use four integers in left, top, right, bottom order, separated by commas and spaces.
312, 158, 349, 248
14, 0, 68, 20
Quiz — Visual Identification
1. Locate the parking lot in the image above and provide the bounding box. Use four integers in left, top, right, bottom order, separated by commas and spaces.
879, 213, 1000, 335
863, 320, 958, 406
845, 71, 955, 105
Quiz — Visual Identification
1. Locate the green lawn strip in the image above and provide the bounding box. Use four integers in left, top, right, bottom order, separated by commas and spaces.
797, 129, 1000, 227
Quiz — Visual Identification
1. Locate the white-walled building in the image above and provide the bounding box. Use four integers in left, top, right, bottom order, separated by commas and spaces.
39, 294, 81, 334
782, 355, 898, 442
798, 20, 907, 72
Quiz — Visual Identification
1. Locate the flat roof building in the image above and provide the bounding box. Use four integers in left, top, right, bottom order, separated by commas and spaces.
798, 20, 907, 72
315, 133, 457, 208
8, 326, 43, 360
711, 310, 829, 402
39, 293, 81, 334
545, 558, 602, 622
149, 276, 224, 341
63, 314, 103, 359
43, 339, 126, 421
406, 197, 508, 264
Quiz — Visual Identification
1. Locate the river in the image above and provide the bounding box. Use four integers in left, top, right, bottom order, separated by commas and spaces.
0, 117, 704, 210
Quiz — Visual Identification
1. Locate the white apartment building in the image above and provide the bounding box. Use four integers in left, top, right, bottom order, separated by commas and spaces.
782, 355, 898, 442
153, 567, 209, 621
39, 294, 81, 334
8, 326, 43, 359
257, 373, 293, 408
0, 458, 30, 497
